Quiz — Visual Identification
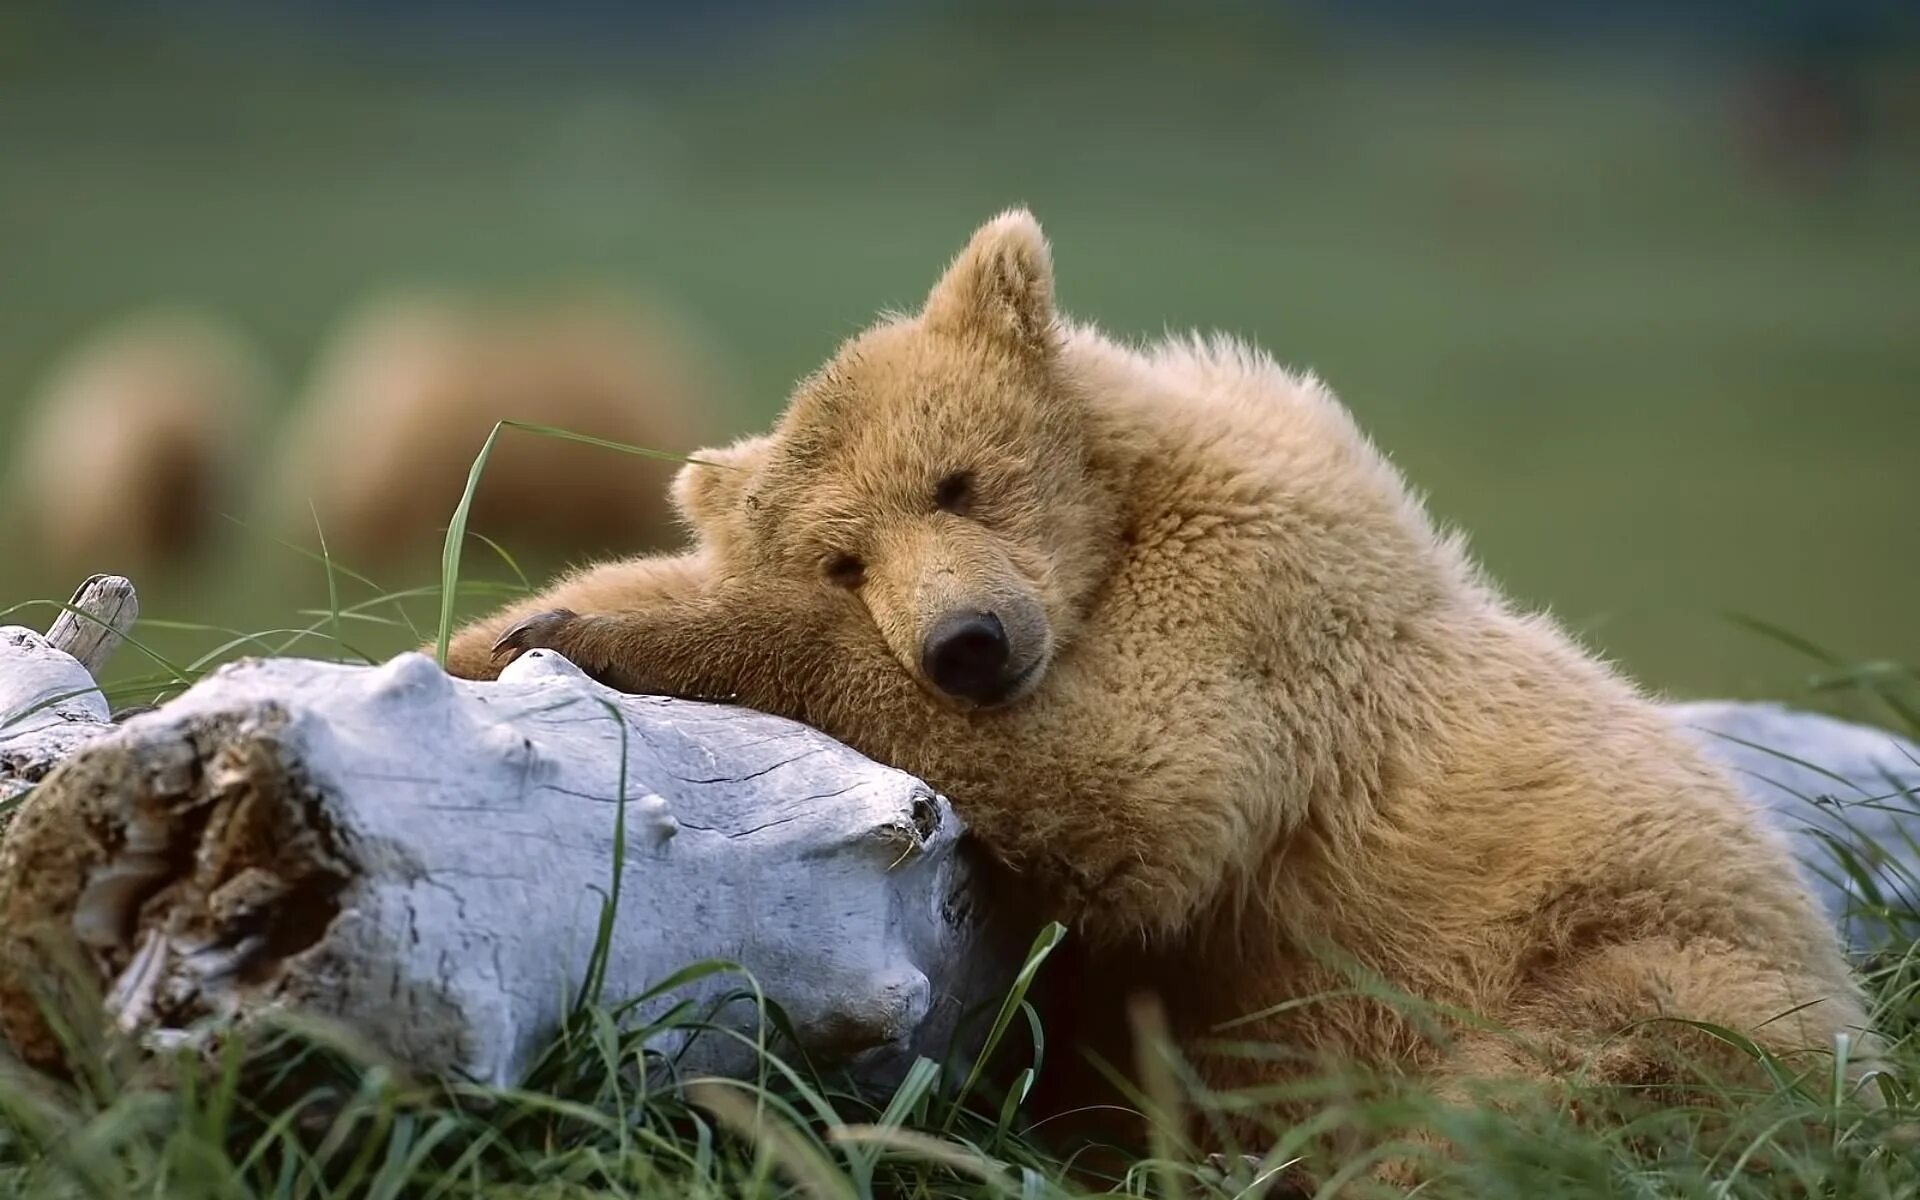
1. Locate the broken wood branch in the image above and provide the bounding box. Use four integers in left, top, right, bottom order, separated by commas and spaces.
44, 573, 138, 677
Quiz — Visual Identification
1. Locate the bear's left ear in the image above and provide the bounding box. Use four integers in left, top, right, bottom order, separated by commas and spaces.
671, 434, 772, 536
923, 208, 1057, 358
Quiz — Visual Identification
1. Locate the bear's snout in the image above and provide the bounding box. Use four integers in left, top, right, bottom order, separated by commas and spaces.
921, 610, 1018, 705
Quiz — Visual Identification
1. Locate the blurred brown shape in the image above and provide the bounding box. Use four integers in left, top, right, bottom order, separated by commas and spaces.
274, 286, 730, 568
9, 309, 272, 579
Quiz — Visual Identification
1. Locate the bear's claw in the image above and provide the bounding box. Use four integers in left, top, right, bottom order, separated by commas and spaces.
491, 608, 580, 662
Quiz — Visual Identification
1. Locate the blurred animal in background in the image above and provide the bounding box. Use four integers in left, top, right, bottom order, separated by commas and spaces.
9, 308, 272, 579
272, 286, 730, 568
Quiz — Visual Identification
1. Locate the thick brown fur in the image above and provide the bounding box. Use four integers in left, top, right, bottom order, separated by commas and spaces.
9, 308, 271, 577
274, 286, 728, 564
445, 212, 1869, 1151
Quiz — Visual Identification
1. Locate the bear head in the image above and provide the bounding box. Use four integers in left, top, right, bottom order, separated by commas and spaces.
671, 210, 1122, 710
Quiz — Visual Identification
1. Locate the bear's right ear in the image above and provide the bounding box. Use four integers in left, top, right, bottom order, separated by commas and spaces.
671, 434, 772, 534
923, 208, 1057, 358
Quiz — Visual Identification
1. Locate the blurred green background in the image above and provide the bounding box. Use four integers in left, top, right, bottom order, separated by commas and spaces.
2, 1, 1916, 703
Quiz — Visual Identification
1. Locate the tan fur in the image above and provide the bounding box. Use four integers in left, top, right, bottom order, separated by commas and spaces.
275, 286, 728, 564
445, 213, 1868, 1146
10, 309, 270, 577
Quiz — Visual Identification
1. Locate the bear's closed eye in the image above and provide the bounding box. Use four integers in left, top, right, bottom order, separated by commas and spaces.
934, 470, 973, 514
823, 552, 865, 588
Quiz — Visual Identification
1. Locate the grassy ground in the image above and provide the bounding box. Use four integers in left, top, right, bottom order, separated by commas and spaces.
2, 5, 1918, 699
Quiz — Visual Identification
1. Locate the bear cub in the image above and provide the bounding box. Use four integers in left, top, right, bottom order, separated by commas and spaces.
447, 210, 1865, 1138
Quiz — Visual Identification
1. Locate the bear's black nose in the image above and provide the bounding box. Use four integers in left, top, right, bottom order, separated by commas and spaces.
922, 610, 1012, 704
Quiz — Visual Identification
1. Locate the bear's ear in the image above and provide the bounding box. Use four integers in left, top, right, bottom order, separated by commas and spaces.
671, 434, 772, 534
922, 208, 1057, 357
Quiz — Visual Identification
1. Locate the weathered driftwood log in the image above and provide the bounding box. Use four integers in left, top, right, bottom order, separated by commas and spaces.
0, 648, 1011, 1088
